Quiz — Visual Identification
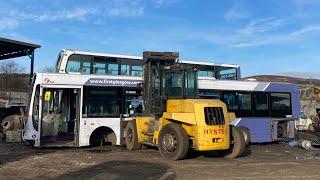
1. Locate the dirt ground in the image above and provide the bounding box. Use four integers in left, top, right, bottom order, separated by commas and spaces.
1, 138, 320, 180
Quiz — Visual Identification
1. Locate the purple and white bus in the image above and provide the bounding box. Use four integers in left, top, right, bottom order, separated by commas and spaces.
198, 79, 300, 143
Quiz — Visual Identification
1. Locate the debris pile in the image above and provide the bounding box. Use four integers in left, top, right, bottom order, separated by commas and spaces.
288, 131, 320, 150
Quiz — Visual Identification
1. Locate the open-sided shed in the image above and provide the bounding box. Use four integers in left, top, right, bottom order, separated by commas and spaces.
0, 37, 41, 80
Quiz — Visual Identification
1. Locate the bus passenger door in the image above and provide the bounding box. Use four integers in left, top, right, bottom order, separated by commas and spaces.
38, 87, 81, 147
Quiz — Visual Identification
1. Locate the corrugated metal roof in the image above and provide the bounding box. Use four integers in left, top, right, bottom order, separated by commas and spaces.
0, 37, 40, 60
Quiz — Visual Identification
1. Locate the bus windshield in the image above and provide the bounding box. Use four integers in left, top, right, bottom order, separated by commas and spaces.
55, 51, 64, 73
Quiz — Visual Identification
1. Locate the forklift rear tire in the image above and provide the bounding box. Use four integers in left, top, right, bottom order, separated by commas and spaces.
125, 121, 141, 151
158, 123, 189, 160
219, 126, 246, 158
239, 126, 250, 146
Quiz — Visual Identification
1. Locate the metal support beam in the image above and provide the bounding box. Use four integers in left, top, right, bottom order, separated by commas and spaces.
24, 49, 34, 82
30, 50, 34, 82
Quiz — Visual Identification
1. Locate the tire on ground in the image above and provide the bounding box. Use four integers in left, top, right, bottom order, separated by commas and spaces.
220, 126, 246, 158
104, 132, 117, 145
158, 123, 189, 160
125, 121, 141, 151
1, 115, 21, 132
1, 118, 14, 132
308, 124, 315, 132
238, 126, 250, 146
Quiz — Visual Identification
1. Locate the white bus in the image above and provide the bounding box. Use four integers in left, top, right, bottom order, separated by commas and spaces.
55, 49, 241, 80
23, 72, 299, 147
23, 73, 143, 147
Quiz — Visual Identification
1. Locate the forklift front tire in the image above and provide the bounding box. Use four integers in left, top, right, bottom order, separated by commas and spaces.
125, 121, 141, 151
219, 126, 246, 158
158, 123, 189, 160
239, 126, 250, 146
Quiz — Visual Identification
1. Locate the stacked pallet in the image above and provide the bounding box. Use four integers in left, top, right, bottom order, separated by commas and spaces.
0, 91, 9, 108
0, 91, 28, 108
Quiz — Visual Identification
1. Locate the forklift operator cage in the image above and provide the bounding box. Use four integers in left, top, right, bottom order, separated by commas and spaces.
142, 51, 199, 117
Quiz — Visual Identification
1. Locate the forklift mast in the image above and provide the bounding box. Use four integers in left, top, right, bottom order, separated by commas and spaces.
142, 51, 198, 117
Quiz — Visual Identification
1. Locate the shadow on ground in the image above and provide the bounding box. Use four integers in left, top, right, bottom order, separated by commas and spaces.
54, 160, 176, 180
183, 146, 252, 159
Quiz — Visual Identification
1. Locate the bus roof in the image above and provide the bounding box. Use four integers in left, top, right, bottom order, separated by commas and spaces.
61, 49, 240, 68
198, 79, 299, 93
62, 49, 143, 60
181, 60, 240, 68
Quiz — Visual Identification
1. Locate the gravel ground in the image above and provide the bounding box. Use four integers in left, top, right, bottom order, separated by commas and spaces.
1, 138, 320, 180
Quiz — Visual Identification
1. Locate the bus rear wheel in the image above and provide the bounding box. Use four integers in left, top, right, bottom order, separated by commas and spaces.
125, 121, 141, 150
158, 123, 189, 160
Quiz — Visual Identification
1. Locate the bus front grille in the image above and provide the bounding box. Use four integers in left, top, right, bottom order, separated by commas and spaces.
204, 107, 225, 125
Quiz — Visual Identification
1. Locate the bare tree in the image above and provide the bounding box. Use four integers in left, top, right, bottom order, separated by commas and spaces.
0, 60, 25, 74
0, 60, 26, 91
40, 65, 56, 73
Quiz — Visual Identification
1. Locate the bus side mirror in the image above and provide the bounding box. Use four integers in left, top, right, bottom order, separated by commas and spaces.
44, 91, 52, 101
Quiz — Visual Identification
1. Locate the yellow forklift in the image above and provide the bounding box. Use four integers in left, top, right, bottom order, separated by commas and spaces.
125, 51, 246, 160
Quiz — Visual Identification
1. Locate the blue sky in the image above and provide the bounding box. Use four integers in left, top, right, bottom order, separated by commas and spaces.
1, 0, 320, 77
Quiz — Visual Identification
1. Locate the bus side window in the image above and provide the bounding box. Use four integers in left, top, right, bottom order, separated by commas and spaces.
106, 57, 118, 75
253, 93, 269, 117
131, 65, 143, 76
82, 87, 119, 117
66, 54, 92, 74
222, 92, 238, 111
216, 66, 237, 80
222, 91, 252, 117
237, 92, 252, 117
270, 93, 291, 118
120, 64, 130, 76
93, 56, 107, 75
198, 65, 215, 78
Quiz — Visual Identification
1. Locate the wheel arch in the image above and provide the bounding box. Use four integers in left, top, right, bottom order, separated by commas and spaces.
89, 126, 117, 146
161, 118, 194, 137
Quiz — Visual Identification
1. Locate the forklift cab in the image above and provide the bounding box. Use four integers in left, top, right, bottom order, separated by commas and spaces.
142, 51, 198, 117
